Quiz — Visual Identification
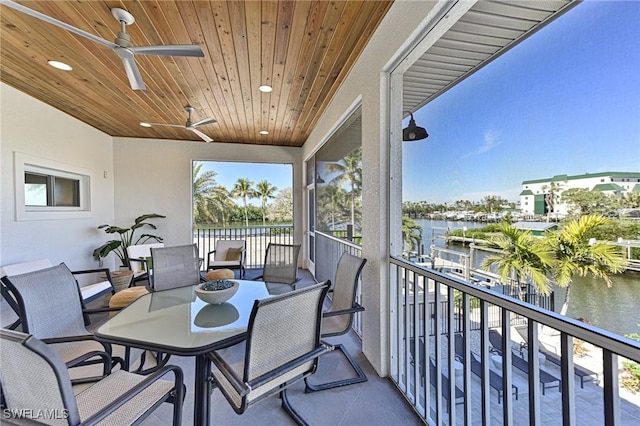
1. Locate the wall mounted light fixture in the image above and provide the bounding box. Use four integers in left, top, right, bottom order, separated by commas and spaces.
402, 112, 428, 141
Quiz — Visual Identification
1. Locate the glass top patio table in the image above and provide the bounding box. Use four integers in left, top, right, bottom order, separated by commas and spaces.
95, 279, 273, 426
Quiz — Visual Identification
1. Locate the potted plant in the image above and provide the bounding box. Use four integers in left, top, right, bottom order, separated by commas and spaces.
93, 213, 166, 269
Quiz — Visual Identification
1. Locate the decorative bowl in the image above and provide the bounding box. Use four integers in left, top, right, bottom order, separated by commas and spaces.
194, 280, 239, 304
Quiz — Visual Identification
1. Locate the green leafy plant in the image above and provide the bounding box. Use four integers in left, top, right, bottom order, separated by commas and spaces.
92, 214, 165, 268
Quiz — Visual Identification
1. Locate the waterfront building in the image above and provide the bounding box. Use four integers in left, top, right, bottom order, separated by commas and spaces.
519, 171, 640, 218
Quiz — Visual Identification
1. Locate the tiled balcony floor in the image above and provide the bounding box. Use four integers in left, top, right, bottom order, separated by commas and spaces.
140, 269, 422, 425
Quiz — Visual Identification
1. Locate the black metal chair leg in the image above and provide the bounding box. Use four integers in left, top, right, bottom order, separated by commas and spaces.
281, 387, 309, 426
304, 344, 367, 393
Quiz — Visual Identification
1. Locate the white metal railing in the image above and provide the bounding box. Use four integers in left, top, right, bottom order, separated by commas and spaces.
390, 256, 640, 425
193, 225, 293, 269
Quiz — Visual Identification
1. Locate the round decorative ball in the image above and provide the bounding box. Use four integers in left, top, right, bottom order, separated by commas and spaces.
204, 269, 235, 280
195, 280, 239, 304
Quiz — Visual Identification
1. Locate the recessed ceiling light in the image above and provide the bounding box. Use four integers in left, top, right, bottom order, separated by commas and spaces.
47, 60, 72, 71
258, 85, 273, 93
260, 130, 269, 135
140, 122, 152, 127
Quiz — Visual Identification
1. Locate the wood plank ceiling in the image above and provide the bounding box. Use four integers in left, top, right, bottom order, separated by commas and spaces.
0, 0, 392, 147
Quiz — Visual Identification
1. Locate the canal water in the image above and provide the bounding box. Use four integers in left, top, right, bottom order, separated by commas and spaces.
412, 219, 640, 337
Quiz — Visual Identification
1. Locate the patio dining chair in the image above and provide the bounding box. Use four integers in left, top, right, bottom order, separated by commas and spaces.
0, 263, 144, 383
206, 239, 246, 278
0, 329, 184, 426
254, 243, 301, 294
1, 258, 115, 328
150, 244, 202, 291
127, 242, 165, 286
208, 281, 331, 425
305, 252, 368, 392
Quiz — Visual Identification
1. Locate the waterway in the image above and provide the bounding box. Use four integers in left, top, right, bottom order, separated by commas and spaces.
412, 219, 640, 337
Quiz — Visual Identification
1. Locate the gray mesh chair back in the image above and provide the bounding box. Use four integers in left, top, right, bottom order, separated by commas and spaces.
0, 329, 184, 425
260, 243, 301, 285
209, 281, 330, 423
3, 264, 89, 338
151, 244, 201, 291
305, 251, 368, 392
1, 264, 117, 383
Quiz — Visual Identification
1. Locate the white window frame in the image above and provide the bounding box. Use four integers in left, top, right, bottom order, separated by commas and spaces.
14, 152, 93, 221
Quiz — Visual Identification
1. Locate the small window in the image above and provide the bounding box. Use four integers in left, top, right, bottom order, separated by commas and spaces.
14, 152, 93, 221
25, 172, 80, 207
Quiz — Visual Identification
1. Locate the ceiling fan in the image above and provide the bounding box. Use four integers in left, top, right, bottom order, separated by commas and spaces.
1, 0, 204, 90
143, 106, 216, 143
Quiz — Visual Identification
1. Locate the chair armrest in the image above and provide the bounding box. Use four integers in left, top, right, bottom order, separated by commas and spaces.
71, 267, 111, 276
208, 350, 249, 397
43, 334, 113, 358
42, 334, 98, 344
207, 250, 217, 268
81, 365, 184, 426
323, 303, 365, 318
128, 258, 149, 271
66, 350, 113, 376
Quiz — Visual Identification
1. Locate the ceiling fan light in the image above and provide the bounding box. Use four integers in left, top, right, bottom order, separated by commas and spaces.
140, 122, 152, 127
47, 60, 72, 71
258, 85, 273, 93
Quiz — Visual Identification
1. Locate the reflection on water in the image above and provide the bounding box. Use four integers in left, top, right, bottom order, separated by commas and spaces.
413, 219, 640, 337
556, 273, 640, 337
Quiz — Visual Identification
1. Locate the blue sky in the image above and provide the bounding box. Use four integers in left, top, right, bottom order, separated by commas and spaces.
197, 161, 292, 206
402, 0, 640, 204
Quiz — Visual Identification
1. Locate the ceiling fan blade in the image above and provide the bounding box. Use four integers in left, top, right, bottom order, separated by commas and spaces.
120, 57, 146, 90
1, 0, 117, 50
145, 123, 184, 128
192, 117, 217, 127
189, 128, 213, 143
130, 45, 204, 57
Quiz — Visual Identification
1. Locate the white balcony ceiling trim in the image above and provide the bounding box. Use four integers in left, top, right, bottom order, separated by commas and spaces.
403, 0, 577, 114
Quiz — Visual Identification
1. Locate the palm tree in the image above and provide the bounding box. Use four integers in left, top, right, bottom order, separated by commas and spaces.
193, 163, 218, 224
232, 178, 255, 227
211, 184, 235, 227
481, 222, 555, 298
255, 180, 277, 226
326, 147, 362, 232
542, 215, 628, 315
402, 216, 422, 253
318, 184, 347, 230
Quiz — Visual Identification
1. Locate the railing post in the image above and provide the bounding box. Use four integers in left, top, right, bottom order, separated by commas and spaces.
462, 293, 472, 425
528, 321, 541, 426
602, 349, 620, 426
560, 333, 576, 426
501, 311, 513, 425
480, 300, 491, 422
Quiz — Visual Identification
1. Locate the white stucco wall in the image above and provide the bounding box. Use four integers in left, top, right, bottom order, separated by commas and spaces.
301, 0, 439, 375
1, 0, 442, 378
112, 137, 302, 251
0, 83, 115, 270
